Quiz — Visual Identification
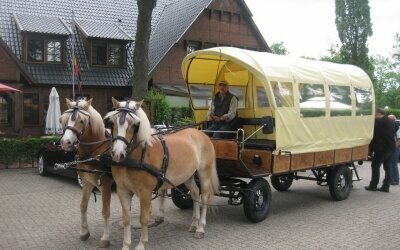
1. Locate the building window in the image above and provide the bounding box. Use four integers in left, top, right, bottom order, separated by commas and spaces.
92, 41, 123, 67
26, 36, 63, 63
186, 41, 201, 54
203, 42, 217, 49
0, 96, 11, 125
109, 44, 123, 66
107, 96, 124, 111
23, 93, 39, 125
69, 94, 91, 101
47, 40, 62, 62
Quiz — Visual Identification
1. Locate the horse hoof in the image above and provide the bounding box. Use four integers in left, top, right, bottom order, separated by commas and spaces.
188, 226, 196, 233
99, 240, 110, 248
80, 232, 90, 241
134, 244, 145, 250
155, 216, 164, 224
194, 232, 205, 239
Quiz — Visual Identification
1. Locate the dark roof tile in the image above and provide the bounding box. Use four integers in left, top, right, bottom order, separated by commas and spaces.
13, 13, 71, 35
0, 0, 211, 87
75, 19, 133, 41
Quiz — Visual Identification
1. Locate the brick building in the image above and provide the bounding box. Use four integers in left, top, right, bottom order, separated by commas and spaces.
0, 0, 269, 137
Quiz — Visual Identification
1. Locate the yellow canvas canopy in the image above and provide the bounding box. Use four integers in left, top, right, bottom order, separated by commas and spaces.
182, 47, 374, 154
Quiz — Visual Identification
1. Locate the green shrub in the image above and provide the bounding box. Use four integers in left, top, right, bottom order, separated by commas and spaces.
144, 88, 172, 124
174, 116, 195, 126
385, 109, 400, 118
0, 136, 58, 165
170, 107, 194, 125
144, 88, 195, 126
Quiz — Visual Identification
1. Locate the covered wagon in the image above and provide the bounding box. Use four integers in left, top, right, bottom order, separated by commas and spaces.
177, 47, 374, 222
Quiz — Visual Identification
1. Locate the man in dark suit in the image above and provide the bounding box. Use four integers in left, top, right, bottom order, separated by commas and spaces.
206, 80, 239, 138
365, 108, 396, 192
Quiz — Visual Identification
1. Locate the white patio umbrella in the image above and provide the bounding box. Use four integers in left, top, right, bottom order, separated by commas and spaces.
45, 87, 63, 135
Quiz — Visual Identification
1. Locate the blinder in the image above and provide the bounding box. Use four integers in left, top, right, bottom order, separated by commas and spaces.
61, 102, 91, 139
105, 100, 141, 147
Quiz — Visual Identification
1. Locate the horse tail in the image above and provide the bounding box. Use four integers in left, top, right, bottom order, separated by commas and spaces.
206, 146, 220, 215
210, 156, 220, 196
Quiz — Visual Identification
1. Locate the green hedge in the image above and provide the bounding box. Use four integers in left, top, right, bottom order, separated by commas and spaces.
0, 136, 58, 165
145, 88, 194, 125
385, 108, 400, 118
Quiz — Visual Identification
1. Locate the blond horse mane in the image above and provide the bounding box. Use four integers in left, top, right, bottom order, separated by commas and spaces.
86, 105, 105, 138
135, 106, 154, 147
60, 100, 105, 138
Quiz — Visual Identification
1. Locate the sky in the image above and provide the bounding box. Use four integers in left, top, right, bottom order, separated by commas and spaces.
244, 0, 400, 58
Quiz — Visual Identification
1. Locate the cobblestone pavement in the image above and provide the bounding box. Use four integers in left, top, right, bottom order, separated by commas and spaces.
1, 161, 399, 250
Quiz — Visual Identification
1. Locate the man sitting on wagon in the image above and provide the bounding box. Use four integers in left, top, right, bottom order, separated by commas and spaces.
206, 80, 240, 138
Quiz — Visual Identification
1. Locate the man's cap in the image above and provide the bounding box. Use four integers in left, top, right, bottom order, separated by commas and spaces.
376, 108, 385, 115
218, 80, 229, 86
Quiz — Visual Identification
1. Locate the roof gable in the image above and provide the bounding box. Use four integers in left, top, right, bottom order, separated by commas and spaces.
13, 13, 71, 36
0, 0, 264, 88
75, 19, 133, 41
149, 0, 213, 73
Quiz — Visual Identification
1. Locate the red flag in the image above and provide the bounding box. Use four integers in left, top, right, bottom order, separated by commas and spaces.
73, 56, 81, 81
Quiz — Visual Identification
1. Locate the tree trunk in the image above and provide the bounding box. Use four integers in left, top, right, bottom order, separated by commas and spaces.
130, 0, 157, 99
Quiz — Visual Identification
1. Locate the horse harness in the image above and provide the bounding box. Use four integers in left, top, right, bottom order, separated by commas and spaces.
105, 102, 172, 191
62, 100, 91, 140
58, 101, 194, 193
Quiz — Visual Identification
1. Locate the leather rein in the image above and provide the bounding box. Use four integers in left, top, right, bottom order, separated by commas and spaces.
108, 104, 171, 191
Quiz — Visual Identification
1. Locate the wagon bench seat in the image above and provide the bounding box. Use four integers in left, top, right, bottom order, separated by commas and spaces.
243, 139, 275, 151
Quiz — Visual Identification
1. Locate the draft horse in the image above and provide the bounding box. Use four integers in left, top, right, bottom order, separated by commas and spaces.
104, 97, 220, 250
59, 98, 114, 247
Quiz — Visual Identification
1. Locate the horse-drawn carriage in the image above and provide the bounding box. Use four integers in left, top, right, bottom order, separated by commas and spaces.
55, 47, 374, 249
178, 47, 375, 222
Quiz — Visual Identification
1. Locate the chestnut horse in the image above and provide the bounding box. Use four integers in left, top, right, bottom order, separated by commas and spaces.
59, 98, 114, 247
104, 97, 220, 250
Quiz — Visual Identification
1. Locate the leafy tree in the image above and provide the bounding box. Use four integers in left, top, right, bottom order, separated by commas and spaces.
371, 34, 400, 108
335, 0, 374, 78
392, 32, 400, 68
371, 55, 393, 107
320, 43, 342, 63
130, 0, 157, 99
270, 41, 288, 55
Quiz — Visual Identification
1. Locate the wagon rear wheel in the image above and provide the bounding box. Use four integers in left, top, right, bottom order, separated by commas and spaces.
271, 173, 294, 191
243, 178, 271, 223
328, 165, 352, 201
171, 184, 193, 209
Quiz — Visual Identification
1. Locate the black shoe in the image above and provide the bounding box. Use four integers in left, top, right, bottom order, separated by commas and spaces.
391, 182, 399, 185
378, 187, 389, 192
364, 186, 377, 191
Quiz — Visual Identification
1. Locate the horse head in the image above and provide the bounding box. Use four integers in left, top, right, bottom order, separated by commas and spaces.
59, 98, 92, 151
104, 97, 153, 162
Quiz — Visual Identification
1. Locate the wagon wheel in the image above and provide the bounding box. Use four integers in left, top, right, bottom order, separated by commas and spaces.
328, 165, 352, 201
270, 173, 294, 191
171, 184, 193, 209
243, 178, 271, 223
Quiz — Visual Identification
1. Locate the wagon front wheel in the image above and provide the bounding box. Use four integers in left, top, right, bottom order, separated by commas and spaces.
243, 178, 271, 223
171, 184, 193, 209
271, 173, 294, 191
328, 165, 352, 201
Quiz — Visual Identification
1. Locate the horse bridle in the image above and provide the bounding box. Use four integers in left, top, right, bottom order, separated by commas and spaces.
62, 102, 91, 141
109, 101, 141, 151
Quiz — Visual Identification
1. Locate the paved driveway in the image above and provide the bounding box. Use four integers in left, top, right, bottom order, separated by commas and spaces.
0, 162, 399, 250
